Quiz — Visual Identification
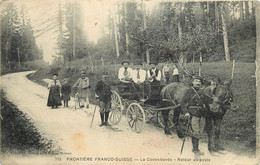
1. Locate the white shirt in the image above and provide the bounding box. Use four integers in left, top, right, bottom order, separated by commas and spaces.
172, 68, 179, 75
131, 69, 146, 84
118, 67, 133, 83
147, 68, 161, 82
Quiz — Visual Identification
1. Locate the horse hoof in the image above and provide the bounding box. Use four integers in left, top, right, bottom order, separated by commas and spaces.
165, 132, 172, 135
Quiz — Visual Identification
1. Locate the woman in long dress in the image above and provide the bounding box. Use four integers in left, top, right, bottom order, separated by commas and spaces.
47, 73, 62, 108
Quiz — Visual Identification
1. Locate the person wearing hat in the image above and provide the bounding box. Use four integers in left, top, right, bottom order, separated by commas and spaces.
131, 61, 146, 100
73, 70, 91, 109
147, 61, 162, 97
47, 73, 62, 109
147, 62, 162, 83
183, 75, 208, 157
95, 71, 112, 126
118, 60, 133, 84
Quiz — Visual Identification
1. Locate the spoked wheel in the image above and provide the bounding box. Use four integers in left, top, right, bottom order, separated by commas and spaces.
157, 110, 175, 129
126, 103, 145, 133
109, 90, 123, 125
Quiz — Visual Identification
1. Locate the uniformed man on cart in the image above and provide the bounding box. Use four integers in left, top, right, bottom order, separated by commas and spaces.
95, 71, 112, 127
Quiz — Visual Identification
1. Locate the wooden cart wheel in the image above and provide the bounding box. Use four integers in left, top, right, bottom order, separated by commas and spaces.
126, 103, 145, 133
109, 90, 123, 125
157, 110, 175, 129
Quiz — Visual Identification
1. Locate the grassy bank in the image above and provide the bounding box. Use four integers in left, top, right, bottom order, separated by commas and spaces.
28, 61, 256, 155
0, 91, 60, 155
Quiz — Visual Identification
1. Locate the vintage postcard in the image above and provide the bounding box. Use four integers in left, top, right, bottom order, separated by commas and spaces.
0, 0, 259, 164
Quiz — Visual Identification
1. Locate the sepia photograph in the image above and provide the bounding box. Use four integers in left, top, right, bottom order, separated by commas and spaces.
0, 0, 259, 164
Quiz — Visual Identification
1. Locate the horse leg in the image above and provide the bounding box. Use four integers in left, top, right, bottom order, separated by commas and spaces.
205, 117, 214, 152
214, 119, 225, 151
162, 110, 171, 135
173, 107, 181, 126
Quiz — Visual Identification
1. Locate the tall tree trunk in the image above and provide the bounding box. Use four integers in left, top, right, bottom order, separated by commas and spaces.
215, 2, 220, 30
59, 2, 64, 64
232, 2, 236, 26
113, 13, 120, 58
220, 3, 230, 62
124, 3, 130, 58
177, 3, 186, 67
252, 1, 255, 18
245, 1, 249, 20
142, 1, 150, 64
224, 2, 231, 27
178, 20, 184, 65
239, 1, 244, 23
72, 1, 76, 59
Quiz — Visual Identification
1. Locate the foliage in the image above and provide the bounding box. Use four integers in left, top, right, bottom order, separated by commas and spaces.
0, 2, 41, 73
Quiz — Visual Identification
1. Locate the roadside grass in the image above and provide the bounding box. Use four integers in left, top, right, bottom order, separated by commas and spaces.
28, 61, 256, 155
0, 90, 60, 154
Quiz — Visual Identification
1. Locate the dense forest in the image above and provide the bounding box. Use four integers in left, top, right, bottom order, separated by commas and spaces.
0, 2, 43, 73
0, 1, 256, 72
54, 1, 256, 68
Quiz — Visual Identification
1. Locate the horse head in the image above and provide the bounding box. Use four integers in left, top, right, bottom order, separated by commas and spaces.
208, 79, 238, 114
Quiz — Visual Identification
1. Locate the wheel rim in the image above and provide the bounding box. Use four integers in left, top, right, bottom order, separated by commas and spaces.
157, 110, 175, 129
126, 103, 145, 133
109, 90, 123, 125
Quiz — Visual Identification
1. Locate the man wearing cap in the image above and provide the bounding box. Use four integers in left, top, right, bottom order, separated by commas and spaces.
147, 62, 162, 98
118, 60, 133, 84
131, 61, 146, 100
95, 72, 112, 126
73, 70, 91, 109
183, 75, 209, 156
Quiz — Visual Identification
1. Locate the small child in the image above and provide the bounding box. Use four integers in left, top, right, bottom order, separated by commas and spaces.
61, 78, 71, 108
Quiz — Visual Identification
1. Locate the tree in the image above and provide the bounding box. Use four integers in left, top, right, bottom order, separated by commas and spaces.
239, 1, 244, 23
220, 2, 230, 62
1, 2, 40, 72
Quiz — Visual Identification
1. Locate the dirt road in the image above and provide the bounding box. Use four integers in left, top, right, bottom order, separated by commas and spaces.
0, 71, 258, 165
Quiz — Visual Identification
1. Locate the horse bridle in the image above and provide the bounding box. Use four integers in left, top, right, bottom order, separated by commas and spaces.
212, 85, 233, 106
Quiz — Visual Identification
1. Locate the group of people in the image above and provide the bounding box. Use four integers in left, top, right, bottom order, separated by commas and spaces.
47, 70, 90, 109
118, 60, 180, 100
46, 60, 217, 157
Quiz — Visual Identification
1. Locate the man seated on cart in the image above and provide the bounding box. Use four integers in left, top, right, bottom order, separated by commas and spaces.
118, 60, 134, 94
131, 61, 146, 101
147, 61, 162, 99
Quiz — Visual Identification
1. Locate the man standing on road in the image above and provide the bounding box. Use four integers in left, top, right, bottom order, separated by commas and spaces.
95, 72, 112, 127
183, 75, 208, 157
73, 70, 91, 109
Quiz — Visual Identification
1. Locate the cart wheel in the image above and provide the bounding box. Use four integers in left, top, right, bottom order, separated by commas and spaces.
109, 90, 123, 125
126, 103, 145, 133
157, 110, 175, 129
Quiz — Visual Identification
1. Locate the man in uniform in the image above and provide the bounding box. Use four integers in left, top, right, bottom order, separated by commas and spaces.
131, 61, 146, 100
183, 75, 208, 156
95, 72, 112, 126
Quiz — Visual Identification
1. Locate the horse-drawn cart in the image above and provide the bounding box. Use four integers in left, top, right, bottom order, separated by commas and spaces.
108, 83, 180, 133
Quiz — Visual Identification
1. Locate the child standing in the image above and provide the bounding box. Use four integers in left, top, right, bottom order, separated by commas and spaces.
61, 78, 71, 108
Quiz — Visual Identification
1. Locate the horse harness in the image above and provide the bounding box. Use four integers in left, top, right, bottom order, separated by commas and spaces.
212, 85, 233, 107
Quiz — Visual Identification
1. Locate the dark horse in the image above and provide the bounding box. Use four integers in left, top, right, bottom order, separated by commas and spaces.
204, 79, 234, 152
160, 80, 234, 153
160, 82, 213, 135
